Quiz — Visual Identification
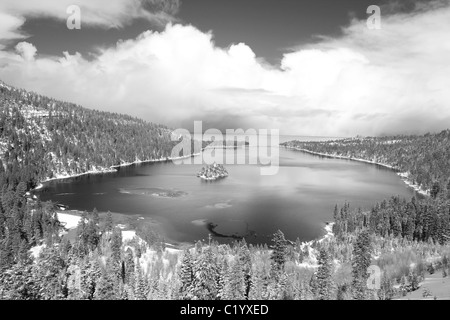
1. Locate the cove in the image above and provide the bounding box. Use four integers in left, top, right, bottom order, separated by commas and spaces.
36, 144, 416, 245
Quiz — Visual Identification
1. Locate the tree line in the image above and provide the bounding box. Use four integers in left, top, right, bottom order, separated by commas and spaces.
1, 81, 450, 299
282, 131, 450, 195
0, 81, 183, 190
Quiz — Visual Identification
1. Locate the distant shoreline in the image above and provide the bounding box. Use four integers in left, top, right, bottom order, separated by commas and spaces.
33, 143, 254, 191
284, 145, 430, 196
33, 152, 201, 191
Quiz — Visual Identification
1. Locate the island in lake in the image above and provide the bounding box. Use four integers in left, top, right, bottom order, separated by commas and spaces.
197, 163, 229, 181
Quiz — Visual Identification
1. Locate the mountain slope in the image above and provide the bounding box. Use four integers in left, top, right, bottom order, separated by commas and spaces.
0, 81, 180, 189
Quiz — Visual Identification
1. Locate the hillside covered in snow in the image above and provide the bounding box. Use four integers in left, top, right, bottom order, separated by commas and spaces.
0, 80, 181, 190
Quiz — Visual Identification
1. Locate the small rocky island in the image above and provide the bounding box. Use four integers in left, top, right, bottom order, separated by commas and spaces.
197, 163, 229, 181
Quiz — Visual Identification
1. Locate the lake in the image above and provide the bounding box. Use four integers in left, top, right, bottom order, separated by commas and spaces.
36, 140, 416, 245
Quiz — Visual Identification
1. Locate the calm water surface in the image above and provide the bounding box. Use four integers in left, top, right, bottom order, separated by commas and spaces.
37, 142, 416, 245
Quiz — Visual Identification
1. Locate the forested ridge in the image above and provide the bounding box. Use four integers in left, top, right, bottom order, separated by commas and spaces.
1, 200, 449, 300
0, 80, 450, 300
282, 132, 450, 195
0, 80, 179, 190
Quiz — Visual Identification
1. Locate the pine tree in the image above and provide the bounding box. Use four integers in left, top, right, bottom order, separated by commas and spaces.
94, 272, 116, 300
18, 239, 31, 263
337, 283, 350, 300
316, 248, 332, 300
92, 208, 100, 226
217, 258, 229, 300
309, 273, 318, 299
80, 257, 102, 299
223, 258, 246, 300
33, 247, 67, 300
134, 263, 149, 300
379, 275, 394, 300
179, 249, 194, 299
275, 271, 288, 300
192, 247, 219, 300
248, 268, 267, 300
85, 218, 100, 251
124, 248, 135, 286
111, 227, 122, 263
237, 242, 252, 299
270, 230, 288, 276
430, 182, 440, 199
0, 262, 40, 300
408, 271, 419, 291
352, 230, 372, 300
66, 263, 82, 300
105, 211, 113, 232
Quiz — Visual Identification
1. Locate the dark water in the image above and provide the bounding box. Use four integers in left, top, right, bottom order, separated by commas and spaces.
36, 145, 416, 245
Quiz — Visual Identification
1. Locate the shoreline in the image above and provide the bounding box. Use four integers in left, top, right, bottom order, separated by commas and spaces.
56, 210, 334, 251
32, 152, 201, 191
32, 143, 255, 191
33, 144, 245, 190
56, 210, 183, 250
285, 146, 430, 196
33, 145, 429, 250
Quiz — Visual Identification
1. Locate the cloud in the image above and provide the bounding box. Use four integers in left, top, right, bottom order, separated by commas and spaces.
15, 42, 37, 61
0, 0, 179, 29
0, 12, 26, 48
0, 1, 449, 137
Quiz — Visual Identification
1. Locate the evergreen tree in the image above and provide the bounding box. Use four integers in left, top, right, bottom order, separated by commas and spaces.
94, 272, 116, 300
316, 248, 332, 300
270, 230, 288, 276
352, 230, 372, 300
111, 227, 123, 263
124, 248, 135, 286
379, 275, 394, 300
80, 257, 102, 300
192, 247, 219, 300
223, 258, 246, 300
237, 242, 252, 299
92, 208, 100, 226
105, 211, 113, 232
179, 249, 194, 299
430, 182, 440, 199
248, 268, 267, 300
309, 273, 318, 299
217, 258, 229, 300
0, 262, 40, 300
134, 263, 149, 300
34, 247, 67, 300
336, 283, 350, 300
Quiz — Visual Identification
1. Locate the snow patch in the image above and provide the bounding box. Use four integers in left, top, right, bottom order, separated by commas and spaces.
57, 213, 81, 230
30, 244, 46, 259
397, 172, 430, 196
318, 222, 334, 243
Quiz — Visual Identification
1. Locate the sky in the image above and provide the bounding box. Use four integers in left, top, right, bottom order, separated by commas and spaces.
0, 0, 449, 136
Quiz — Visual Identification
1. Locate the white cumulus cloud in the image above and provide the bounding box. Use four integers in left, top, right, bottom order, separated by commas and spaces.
0, 1, 449, 136
15, 41, 37, 61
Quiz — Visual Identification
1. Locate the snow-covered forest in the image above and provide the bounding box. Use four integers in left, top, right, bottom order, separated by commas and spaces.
1, 81, 450, 300
0, 81, 181, 190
